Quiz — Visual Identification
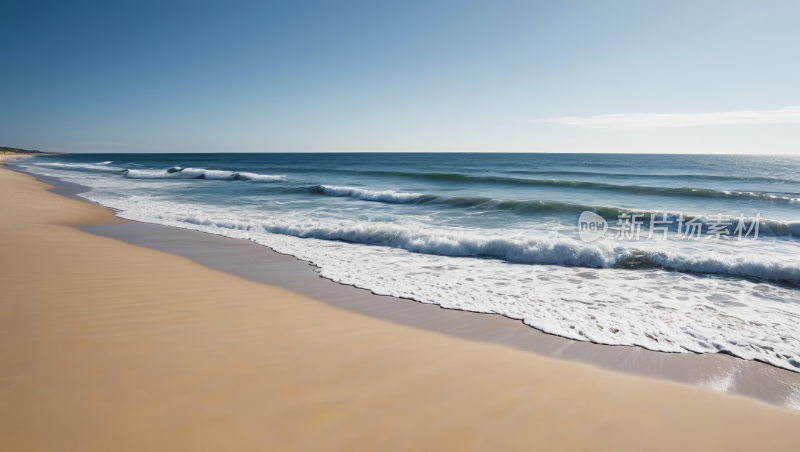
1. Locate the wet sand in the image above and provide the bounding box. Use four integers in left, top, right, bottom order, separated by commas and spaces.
2, 158, 799, 450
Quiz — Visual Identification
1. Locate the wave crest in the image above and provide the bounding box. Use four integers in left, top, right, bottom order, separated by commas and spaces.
166, 213, 800, 283
372, 171, 800, 203
315, 185, 429, 203
123, 167, 287, 182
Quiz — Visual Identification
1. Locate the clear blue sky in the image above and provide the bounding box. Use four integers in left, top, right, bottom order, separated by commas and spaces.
2, 0, 799, 153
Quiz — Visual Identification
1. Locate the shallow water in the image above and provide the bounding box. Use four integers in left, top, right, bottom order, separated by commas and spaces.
19, 153, 800, 372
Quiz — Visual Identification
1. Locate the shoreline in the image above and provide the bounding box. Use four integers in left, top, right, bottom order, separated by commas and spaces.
10, 157, 800, 410
2, 156, 800, 450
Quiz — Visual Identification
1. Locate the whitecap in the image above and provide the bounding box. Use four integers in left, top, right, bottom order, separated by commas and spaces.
317, 185, 426, 203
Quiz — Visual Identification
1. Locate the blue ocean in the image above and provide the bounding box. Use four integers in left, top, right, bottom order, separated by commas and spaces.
18, 153, 800, 371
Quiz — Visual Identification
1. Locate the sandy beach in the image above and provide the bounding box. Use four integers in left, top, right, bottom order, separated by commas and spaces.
2, 156, 799, 450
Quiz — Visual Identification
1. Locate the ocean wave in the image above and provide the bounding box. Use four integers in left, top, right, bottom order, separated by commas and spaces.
236, 172, 287, 182
502, 169, 800, 185
230, 165, 800, 186
122, 167, 287, 182
307, 188, 800, 233
307, 185, 639, 215
314, 185, 431, 203
646, 249, 800, 282
198, 170, 238, 180
124, 169, 179, 178
428, 197, 630, 216
762, 219, 800, 236
38, 161, 799, 202
588, 212, 800, 237
34, 162, 126, 171
173, 214, 624, 267
363, 171, 800, 203
158, 212, 800, 283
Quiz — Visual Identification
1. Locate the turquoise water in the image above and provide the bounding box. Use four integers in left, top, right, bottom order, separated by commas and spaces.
18, 153, 800, 372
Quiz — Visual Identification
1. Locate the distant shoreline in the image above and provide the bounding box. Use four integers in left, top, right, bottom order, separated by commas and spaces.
0, 146, 67, 155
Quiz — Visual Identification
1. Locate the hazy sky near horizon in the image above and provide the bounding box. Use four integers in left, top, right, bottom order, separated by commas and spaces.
2, 0, 799, 154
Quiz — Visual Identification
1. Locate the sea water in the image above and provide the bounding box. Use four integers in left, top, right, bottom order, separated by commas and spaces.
17, 153, 800, 372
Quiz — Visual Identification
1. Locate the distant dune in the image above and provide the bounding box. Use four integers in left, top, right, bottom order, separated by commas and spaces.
0, 146, 65, 155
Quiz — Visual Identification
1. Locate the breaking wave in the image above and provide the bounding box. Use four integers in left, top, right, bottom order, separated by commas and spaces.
309, 187, 800, 236
30, 162, 286, 183
165, 214, 626, 267
647, 250, 800, 282
161, 212, 800, 283
314, 185, 431, 203
123, 167, 287, 182
35, 162, 126, 171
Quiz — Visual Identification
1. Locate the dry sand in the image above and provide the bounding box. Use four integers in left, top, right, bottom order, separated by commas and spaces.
1, 158, 799, 451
